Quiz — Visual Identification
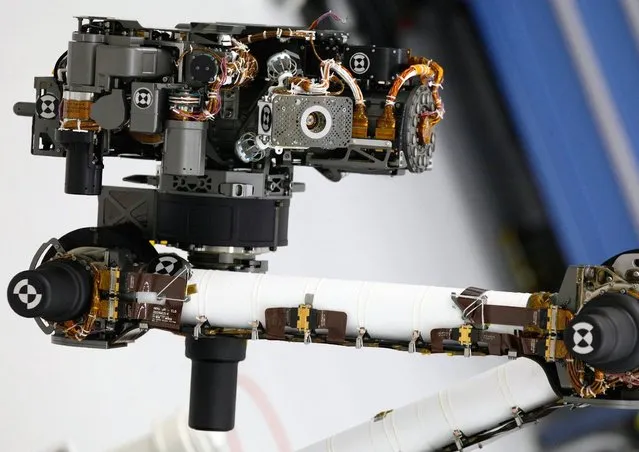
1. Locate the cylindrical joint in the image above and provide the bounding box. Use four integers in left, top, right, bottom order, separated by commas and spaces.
61, 91, 99, 131
162, 120, 208, 176
7, 259, 93, 322
564, 292, 639, 372
62, 130, 103, 195
185, 336, 247, 431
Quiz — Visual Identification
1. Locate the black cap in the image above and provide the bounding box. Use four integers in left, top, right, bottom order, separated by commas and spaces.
185, 336, 247, 431
564, 292, 639, 373
7, 259, 93, 322
189, 54, 219, 84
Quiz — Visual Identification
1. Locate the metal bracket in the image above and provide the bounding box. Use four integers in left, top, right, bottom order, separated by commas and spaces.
356, 327, 366, 349
408, 330, 421, 353
250, 320, 260, 340
194, 315, 208, 340
453, 429, 465, 451
511, 407, 524, 427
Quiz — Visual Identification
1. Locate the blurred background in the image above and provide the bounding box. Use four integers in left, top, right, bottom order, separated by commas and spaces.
1, 0, 638, 451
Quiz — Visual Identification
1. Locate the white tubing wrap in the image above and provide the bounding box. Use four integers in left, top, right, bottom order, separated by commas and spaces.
181, 270, 531, 341
298, 358, 558, 452
109, 410, 229, 452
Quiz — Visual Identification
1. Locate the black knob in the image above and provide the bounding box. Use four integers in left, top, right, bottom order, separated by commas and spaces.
7, 259, 93, 322
189, 54, 219, 84
564, 292, 639, 373
185, 336, 247, 431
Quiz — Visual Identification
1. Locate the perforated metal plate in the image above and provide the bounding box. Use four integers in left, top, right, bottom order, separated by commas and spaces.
270, 94, 353, 148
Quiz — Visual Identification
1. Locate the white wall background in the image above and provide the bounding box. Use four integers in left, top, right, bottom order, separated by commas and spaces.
0, 2, 538, 451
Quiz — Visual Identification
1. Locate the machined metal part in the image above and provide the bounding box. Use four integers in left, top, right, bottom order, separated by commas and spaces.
158, 168, 295, 199
262, 95, 353, 149
29, 78, 63, 157
188, 246, 269, 273
562, 396, 639, 409
397, 84, 437, 173
93, 44, 174, 89
221, 88, 239, 120
162, 120, 208, 176
608, 252, 639, 279
307, 146, 406, 175
349, 138, 394, 150
90, 89, 127, 130
51, 334, 127, 349
130, 82, 171, 134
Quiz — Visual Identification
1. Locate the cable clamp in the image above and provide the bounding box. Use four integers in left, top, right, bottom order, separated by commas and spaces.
356, 327, 366, 349
511, 407, 524, 427
194, 315, 208, 340
408, 330, 421, 353
453, 429, 465, 451
250, 320, 260, 340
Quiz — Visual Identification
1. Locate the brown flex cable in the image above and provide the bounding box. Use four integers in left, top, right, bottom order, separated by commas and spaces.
430, 327, 539, 357
453, 286, 542, 328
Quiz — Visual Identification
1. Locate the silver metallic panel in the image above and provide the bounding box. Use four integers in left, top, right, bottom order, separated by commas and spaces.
269, 95, 353, 149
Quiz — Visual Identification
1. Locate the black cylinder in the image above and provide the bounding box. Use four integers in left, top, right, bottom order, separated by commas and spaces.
185, 336, 247, 431
7, 259, 93, 322
564, 292, 639, 373
65, 142, 103, 195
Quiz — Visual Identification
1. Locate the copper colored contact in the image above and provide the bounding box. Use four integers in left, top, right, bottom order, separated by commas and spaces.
61, 99, 99, 131
352, 103, 369, 138
374, 105, 396, 141
63, 99, 91, 120
417, 114, 432, 145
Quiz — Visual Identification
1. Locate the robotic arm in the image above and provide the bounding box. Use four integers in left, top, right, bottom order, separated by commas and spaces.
7, 15, 639, 451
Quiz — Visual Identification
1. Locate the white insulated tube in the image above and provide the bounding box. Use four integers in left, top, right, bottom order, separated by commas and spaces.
108, 410, 230, 452
298, 357, 559, 452
181, 270, 531, 341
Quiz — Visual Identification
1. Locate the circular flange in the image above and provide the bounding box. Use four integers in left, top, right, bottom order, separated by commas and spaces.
397, 84, 437, 173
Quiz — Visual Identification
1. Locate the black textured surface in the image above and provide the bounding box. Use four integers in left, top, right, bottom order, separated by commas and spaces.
7, 259, 92, 322
564, 292, 639, 373
47, 225, 158, 264
156, 194, 289, 248
185, 336, 247, 431
344, 45, 409, 81
189, 54, 219, 84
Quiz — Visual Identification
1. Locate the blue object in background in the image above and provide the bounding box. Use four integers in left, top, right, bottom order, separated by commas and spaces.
468, 0, 639, 265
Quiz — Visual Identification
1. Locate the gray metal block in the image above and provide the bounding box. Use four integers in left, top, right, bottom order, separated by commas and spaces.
95, 46, 173, 87
90, 89, 127, 130
130, 82, 167, 133
159, 169, 269, 198
162, 120, 207, 176
269, 94, 353, 149
67, 40, 101, 86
